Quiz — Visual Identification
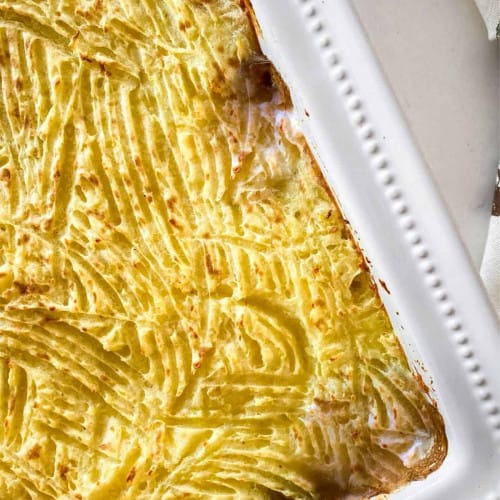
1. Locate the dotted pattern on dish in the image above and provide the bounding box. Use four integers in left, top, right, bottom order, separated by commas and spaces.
297, 0, 500, 441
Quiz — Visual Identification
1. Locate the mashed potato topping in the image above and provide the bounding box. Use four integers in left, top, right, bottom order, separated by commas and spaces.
0, 1, 445, 498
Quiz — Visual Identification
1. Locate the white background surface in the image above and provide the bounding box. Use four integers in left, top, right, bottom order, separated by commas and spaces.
352, 0, 499, 268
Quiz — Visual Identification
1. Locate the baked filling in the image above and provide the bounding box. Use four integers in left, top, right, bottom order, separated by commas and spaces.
0, 0, 446, 498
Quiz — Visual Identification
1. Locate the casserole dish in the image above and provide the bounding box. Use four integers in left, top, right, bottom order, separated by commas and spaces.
249, 0, 500, 498
0, 0, 497, 497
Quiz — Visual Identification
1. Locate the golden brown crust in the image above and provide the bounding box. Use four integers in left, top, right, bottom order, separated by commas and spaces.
241, 0, 263, 38
0, 0, 445, 498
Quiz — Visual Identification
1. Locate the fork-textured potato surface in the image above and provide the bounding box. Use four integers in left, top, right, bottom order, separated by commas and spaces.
0, 0, 446, 498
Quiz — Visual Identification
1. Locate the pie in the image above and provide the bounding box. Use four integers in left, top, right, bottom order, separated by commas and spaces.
0, 0, 446, 498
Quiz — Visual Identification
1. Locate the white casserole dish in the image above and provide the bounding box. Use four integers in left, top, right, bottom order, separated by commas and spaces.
250, 1, 500, 498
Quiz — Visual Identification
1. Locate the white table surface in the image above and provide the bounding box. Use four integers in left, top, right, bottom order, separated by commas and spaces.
351, 0, 499, 268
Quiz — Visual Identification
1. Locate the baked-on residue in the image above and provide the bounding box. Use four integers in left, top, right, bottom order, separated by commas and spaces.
0, 0, 446, 498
